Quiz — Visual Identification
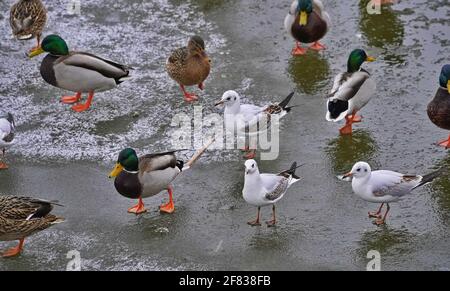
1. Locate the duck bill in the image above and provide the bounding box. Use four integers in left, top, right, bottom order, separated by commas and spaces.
214, 100, 224, 107
108, 163, 124, 178
28, 46, 45, 58
447, 80, 450, 93
366, 56, 376, 62
299, 11, 308, 26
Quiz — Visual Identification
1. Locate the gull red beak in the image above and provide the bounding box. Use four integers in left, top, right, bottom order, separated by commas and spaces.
342, 172, 353, 179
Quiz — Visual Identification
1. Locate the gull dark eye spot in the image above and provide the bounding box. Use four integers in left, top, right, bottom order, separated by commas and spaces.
234, 97, 236, 101
252, 164, 255, 168
227, 97, 230, 101
365, 169, 368, 172
357, 168, 361, 172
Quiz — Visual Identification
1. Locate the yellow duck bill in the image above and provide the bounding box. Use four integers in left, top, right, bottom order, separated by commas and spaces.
108, 163, 124, 178
299, 11, 308, 26
28, 47, 45, 58
366, 56, 376, 62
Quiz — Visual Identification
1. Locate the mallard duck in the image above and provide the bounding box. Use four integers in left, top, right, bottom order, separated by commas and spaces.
166, 36, 211, 102
427, 65, 450, 148
0, 113, 15, 170
28, 35, 131, 112
0, 196, 64, 257
243, 160, 300, 227
109, 149, 185, 214
326, 49, 376, 135
10, 0, 47, 50
284, 0, 331, 56
214, 90, 295, 159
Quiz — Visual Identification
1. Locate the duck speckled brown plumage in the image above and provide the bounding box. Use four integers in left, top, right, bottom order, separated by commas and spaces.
427, 65, 450, 148
0, 196, 64, 257
166, 36, 211, 102
10, 0, 47, 49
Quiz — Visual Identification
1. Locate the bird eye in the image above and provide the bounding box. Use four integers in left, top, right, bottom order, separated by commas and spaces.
357, 168, 361, 172
227, 98, 230, 101
234, 97, 236, 101
252, 164, 255, 168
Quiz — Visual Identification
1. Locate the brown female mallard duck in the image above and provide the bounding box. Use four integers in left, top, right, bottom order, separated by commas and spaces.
166, 36, 211, 102
10, 0, 47, 50
427, 65, 450, 148
0, 196, 64, 257
284, 0, 331, 56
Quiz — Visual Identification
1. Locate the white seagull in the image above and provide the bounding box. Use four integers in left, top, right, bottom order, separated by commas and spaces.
215, 90, 295, 159
243, 159, 301, 227
0, 113, 15, 170
341, 161, 443, 225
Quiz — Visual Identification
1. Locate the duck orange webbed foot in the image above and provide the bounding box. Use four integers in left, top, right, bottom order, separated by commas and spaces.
2, 240, 24, 258
437, 135, 450, 149
71, 103, 92, 112
160, 201, 175, 214
244, 150, 256, 159
128, 198, 147, 215
291, 44, 307, 56
339, 114, 362, 135
309, 42, 326, 51
61, 93, 82, 104
0, 162, 8, 170
183, 93, 198, 102
368, 212, 382, 219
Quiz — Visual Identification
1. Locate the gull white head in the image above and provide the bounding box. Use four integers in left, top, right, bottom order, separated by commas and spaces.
245, 159, 259, 175
215, 90, 240, 108
343, 161, 372, 179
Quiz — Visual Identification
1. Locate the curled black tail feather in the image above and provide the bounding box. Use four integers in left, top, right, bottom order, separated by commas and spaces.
279, 92, 295, 109
279, 161, 301, 179
413, 168, 446, 190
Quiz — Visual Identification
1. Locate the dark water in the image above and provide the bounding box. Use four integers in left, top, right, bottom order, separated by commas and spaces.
0, 0, 449, 270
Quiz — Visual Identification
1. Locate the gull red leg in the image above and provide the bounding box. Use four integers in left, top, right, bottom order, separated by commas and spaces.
128, 197, 147, 215
180, 85, 198, 102
369, 203, 384, 219
61, 92, 82, 104
0, 148, 8, 170
292, 42, 307, 56
248, 207, 261, 226
160, 186, 175, 214
71, 92, 94, 112
374, 203, 390, 225
2, 239, 25, 257
266, 205, 277, 227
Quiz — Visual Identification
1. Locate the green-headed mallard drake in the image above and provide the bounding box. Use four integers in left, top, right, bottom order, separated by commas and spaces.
28, 35, 132, 112
0, 113, 15, 170
109, 149, 185, 214
326, 49, 376, 135
10, 0, 47, 50
0, 196, 64, 257
166, 36, 211, 102
284, 0, 331, 56
427, 65, 450, 148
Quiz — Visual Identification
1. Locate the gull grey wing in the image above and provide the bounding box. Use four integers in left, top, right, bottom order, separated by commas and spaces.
61, 53, 130, 80
264, 177, 289, 201
371, 171, 421, 197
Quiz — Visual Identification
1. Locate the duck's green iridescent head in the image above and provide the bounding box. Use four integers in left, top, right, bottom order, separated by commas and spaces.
347, 49, 376, 73
29, 35, 69, 58
439, 65, 450, 93
296, 0, 313, 25
108, 148, 139, 178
